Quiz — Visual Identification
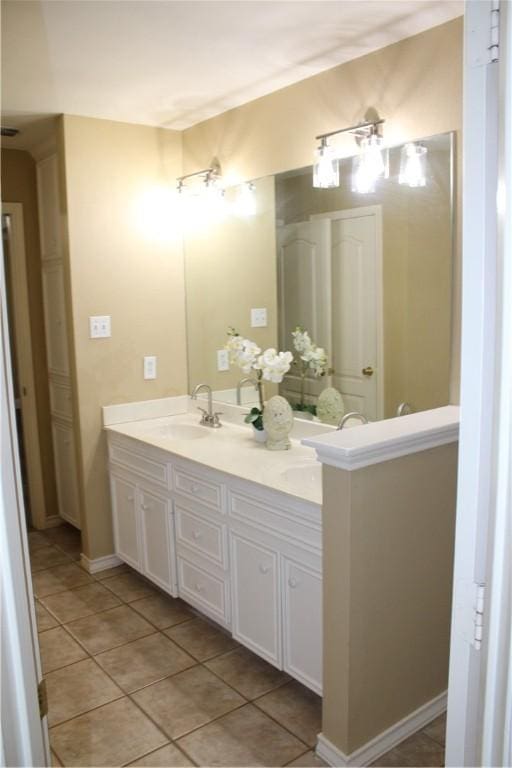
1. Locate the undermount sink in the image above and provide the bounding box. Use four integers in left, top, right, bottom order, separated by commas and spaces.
280, 462, 322, 487
147, 423, 210, 440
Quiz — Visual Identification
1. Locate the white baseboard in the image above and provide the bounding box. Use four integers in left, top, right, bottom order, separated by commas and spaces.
80, 553, 123, 574
316, 690, 447, 767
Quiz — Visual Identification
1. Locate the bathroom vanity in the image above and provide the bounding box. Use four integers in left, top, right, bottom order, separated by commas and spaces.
104, 399, 325, 694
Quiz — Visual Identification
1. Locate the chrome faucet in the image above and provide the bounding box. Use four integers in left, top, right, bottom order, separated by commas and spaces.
191, 383, 222, 428
337, 411, 369, 430
236, 376, 258, 406
396, 402, 413, 417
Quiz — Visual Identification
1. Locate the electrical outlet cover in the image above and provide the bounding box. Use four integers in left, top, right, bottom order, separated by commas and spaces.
251, 308, 267, 328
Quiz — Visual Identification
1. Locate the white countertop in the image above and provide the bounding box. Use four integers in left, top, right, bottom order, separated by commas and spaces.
105, 409, 325, 506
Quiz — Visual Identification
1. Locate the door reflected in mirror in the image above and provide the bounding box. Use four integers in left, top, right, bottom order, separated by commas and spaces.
183, 131, 455, 424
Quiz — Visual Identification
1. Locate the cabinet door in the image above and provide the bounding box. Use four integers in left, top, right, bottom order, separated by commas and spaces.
230, 533, 281, 667
51, 420, 81, 529
110, 475, 140, 570
36, 155, 61, 260
282, 558, 323, 694
42, 263, 69, 376
140, 489, 175, 595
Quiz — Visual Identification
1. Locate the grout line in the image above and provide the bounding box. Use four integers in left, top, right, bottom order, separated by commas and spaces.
284, 748, 314, 766
420, 730, 447, 750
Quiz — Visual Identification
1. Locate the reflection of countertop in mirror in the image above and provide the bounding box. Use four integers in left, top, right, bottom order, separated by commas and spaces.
103, 396, 336, 505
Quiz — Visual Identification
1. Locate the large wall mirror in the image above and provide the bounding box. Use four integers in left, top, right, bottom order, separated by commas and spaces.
183, 131, 454, 424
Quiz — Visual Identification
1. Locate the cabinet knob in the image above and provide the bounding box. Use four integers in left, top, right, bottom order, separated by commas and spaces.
192, 530, 202, 540
259, 564, 269, 575
288, 577, 299, 589
195, 582, 204, 592
127, 495, 134, 502
141, 502, 151, 511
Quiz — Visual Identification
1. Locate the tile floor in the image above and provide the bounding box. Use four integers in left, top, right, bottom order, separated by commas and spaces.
29, 524, 446, 767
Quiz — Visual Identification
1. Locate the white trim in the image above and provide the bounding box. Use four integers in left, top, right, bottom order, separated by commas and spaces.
310, 205, 384, 420
302, 405, 459, 470
80, 553, 123, 574
316, 691, 447, 767
1, 209, 49, 765
102, 395, 188, 426
2, 203, 47, 528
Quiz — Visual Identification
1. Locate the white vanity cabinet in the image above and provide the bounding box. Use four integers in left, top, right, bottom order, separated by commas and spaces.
228, 487, 323, 693
108, 439, 177, 595
106, 431, 322, 694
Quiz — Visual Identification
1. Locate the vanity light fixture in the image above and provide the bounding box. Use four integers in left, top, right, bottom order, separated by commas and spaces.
234, 181, 257, 216
399, 142, 427, 187
313, 118, 386, 190
313, 137, 340, 189
176, 163, 222, 195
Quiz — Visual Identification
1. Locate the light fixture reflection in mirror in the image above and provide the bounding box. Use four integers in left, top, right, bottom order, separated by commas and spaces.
233, 182, 257, 217
399, 142, 427, 187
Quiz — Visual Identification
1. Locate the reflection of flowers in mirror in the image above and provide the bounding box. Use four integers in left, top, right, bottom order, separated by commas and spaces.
291, 327, 329, 410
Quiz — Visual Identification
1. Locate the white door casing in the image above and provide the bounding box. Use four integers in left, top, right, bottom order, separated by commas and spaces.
2, 203, 47, 527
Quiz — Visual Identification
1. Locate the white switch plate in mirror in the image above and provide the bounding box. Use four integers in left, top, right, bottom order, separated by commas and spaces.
251, 308, 267, 327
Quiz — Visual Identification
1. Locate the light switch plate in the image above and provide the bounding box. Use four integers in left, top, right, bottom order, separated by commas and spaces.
144, 356, 157, 380
217, 349, 230, 371
251, 308, 267, 328
89, 315, 111, 338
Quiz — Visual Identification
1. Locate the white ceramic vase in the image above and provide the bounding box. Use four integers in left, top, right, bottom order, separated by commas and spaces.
252, 426, 267, 442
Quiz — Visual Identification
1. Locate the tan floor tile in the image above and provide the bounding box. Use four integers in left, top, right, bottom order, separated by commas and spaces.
94, 563, 129, 580
28, 531, 50, 551
102, 571, 158, 602
95, 632, 196, 692
33, 563, 93, 597
125, 743, 194, 767
50, 697, 168, 767
50, 749, 62, 767
43, 524, 81, 559
65, 604, 155, 654
206, 646, 290, 699
165, 617, 238, 661
131, 593, 193, 629
423, 713, 447, 746
133, 665, 244, 739
36, 600, 59, 631
45, 657, 123, 726
30, 545, 71, 572
39, 627, 88, 673
177, 703, 305, 767
372, 732, 445, 767
286, 751, 327, 767
41, 582, 121, 623
255, 680, 322, 748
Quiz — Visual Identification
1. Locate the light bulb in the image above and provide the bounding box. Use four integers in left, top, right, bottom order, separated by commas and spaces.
351, 134, 387, 194
234, 182, 256, 216
399, 143, 427, 187
313, 141, 340, 188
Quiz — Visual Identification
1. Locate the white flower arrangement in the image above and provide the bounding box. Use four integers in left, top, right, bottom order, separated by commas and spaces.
291, 326, 329, 411
225, 328, 293, 430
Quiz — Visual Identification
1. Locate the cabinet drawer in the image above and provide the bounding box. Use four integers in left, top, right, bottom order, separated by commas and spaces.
177, 556, 229, 627
175, 506, 227, 568
174, 467, 223, 511
109, 444, 169, 489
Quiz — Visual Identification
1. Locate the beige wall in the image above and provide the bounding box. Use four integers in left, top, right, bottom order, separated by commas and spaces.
1, 148, 59, 524
185, 175, 278, 390
59, 115, 187, 559
323, 443, 458, 754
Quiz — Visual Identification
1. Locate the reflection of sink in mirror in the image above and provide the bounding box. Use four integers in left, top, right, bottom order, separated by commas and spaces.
145, 424, 210, 440
197, 388, 259, 406
281, 463, 322, 488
